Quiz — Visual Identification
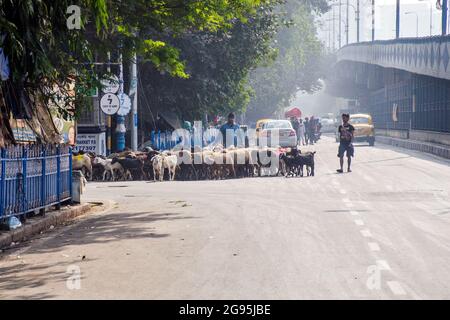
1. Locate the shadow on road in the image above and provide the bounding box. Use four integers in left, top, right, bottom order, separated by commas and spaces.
27, 211, 200, 254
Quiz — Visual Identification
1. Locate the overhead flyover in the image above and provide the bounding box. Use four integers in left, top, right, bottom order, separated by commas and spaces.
336, 36, 450, 81
327, 36, 450, 145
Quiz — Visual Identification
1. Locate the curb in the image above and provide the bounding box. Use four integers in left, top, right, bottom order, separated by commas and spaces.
0, 203, 92, 250
377, 135, 450, 160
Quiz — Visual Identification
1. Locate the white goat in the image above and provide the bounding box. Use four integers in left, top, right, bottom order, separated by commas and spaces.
163, 155, 178, 181
151, 155, 164, 182
93, 157, 125, 181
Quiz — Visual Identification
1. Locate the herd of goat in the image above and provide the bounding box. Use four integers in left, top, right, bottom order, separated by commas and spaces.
72, 145, 316, 182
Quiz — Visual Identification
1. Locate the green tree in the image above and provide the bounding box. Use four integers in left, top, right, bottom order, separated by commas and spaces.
0, 0, 265, 144
245, 0, 328, 122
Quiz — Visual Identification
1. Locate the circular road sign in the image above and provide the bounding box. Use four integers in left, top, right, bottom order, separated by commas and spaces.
117, 93, 132, 116
100, 93, 120, 115
101, 75, 120, 94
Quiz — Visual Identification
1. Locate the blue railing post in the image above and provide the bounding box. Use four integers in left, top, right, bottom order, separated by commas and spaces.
22, 146, 27, 215
69, 146, 73, 201
151, 131, 155, 148
56, 146, 61, 209
0, 148, 6, 219
157, 130, 161, 150
40, 146, 46, 211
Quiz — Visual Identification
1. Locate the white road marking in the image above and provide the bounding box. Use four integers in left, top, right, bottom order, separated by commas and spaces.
354, 219, 364, 226
342, 198, 350, 203
368, 242, 381, 251
386, 185, 394, 191
387, 281, 407, 296
376, 260, 391, 271
340, 189, 347, 194
361, 229, 372, 237
345, 202, 355, 208
350, 210, 359, 216
363, 175, 375, 183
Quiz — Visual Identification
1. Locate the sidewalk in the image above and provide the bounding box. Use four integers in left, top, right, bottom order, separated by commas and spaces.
0, 203, 94, 250
376, 135, 450, 160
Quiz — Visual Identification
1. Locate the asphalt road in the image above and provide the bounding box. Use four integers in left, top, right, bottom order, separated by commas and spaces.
1, 136, 450, 299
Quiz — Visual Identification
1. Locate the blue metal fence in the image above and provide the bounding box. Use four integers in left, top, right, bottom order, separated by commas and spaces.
0, 145, 72, 221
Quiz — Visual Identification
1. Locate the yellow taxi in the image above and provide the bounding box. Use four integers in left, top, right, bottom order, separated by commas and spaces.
350, 113, 375, 146
255, 118, 272, 145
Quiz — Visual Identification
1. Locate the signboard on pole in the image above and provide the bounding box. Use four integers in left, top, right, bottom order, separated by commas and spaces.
101, 75, 119, 94
117, 93, 131, 116
100, 93, 120, 115
74, 133, 106, 155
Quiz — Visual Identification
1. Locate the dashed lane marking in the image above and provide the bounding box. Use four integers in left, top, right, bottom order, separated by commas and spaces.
350, 210, 359, 216
376, 260, 391, 271
368, 242, 381, 251
362, 175, 375, 183
361, 229, 372, 237
345, 202, 355, 208
354, 219, 364, 226
387, 281, 407, 296
342, 198, 350, 203
340, 189, 347, 194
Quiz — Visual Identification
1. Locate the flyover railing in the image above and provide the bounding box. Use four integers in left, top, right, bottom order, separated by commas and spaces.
0, 144, 72, 222
337, 35, 450, 81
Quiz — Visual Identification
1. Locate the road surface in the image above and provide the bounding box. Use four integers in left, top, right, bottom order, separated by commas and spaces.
1, 137, 450, 299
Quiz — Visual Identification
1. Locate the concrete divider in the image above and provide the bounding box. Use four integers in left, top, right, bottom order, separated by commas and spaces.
377, 135, 450, 159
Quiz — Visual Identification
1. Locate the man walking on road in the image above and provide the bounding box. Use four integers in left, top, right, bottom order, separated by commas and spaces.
337, 113, 355, 173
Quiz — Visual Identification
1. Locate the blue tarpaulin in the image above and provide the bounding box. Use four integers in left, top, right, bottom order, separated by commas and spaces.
0, 47, 9, 81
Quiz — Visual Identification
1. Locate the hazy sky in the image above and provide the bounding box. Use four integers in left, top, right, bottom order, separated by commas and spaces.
318, 0, 444, 48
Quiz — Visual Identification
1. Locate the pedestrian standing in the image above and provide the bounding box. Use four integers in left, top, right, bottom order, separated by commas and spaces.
290, 117, 300, 146
337, 113, 355, 173
220, 112, 240, 148
304, 117, 310, 145
309, 116, 316, 145
298, 118, 306, 146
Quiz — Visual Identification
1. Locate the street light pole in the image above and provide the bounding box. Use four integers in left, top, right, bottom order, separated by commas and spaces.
443, 0, 448, 35
372, 0, 375, 41
339, 0, 342, 48
396, 0, 400, 39
346, 0, 349, 45
356, 0, 360, 42
333, 7, 336, 50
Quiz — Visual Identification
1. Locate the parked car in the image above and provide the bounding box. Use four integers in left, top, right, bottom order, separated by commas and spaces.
259, 120, 297, 147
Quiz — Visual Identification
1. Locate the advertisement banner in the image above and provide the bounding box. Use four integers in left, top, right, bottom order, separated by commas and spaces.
73, 133, 106, 155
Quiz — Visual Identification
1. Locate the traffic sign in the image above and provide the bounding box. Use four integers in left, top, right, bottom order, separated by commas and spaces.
100, 93, 120, 115
101, 75, 119, 94
117, 93, 132, 116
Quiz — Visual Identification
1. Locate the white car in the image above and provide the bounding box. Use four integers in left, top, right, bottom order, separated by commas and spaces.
320, 114, 336, 133
259, 120, 297, 147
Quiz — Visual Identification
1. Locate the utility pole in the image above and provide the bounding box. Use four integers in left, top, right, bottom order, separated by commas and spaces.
372, 0, 375, 41
356, 0, 360, 42
346, 0, 349, 45
116, 52, 126, 152
130, 53, 138, 151
333, 7, 336, 51
106, 52, 112, 155
396, 0, 400, 39
443, 0, 448, 35
339, 0, 342, 48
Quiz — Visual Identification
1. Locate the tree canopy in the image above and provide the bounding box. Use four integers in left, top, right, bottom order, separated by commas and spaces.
0, 0, 329, 145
